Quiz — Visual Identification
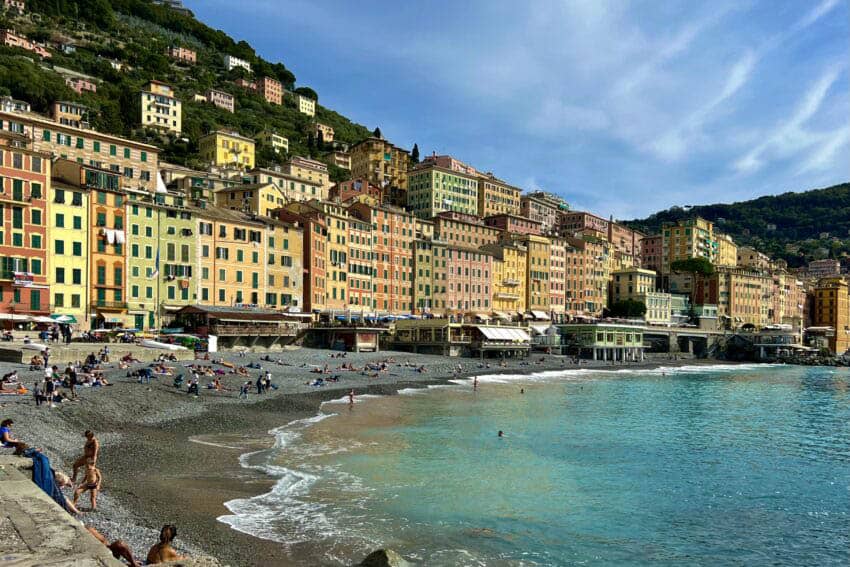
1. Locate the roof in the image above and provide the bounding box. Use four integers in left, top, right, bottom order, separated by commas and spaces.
176, 305, 291, 322
202, 130, 255, 143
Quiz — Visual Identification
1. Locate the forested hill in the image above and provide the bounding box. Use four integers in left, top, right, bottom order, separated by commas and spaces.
0, 0, 371, 179
624, 183, 850, 268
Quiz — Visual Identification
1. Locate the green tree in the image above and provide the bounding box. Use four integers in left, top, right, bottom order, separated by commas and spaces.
670, 257, 715, 276
411, 143, 419, 163
373, 126, 382, 138
293, 86, 317, 103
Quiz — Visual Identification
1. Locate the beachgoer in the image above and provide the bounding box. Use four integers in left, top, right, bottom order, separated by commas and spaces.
146, 524, 186, 564
72, 431, 99, 482
33, 381, 44, 406
73, 459, 102, 511
87, 527, 139, 567
256, 374, 264, 395
348, 389, 355, 405
520, 388, 524, 394
44, 375, 56, 408
53, 471, 81, 515
473, 377, 478, 391
498, 430, 504, 438
0, 419, 29, 454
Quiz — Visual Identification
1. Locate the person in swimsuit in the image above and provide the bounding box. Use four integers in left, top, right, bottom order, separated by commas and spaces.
146, 524, 186, 564
73, 459, 102, 511
72, 431, 99, 482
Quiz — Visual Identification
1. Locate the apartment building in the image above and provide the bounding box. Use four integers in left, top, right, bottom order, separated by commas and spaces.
483, 213, 543, 236
520, 191, 565, 232
640, 234, 662, 272
205, 89, 235, 113
256, 77, 282, 105
441, 245, 493, 314
296, 94, 315, 116
275, 202, 327, 313
223, 54, 251, 72
65, 77, 97, 94
612, 268, 671, 324
140, 80, 181, 134
51, 101, 91, 129
283, 156, 331, 191
0, 110, 160, 192
246, 167, 324, 202
716, 233, 738, 267
811, 277, 850, 354
167, 45, 196, 64
347, 202, 415, 314
477, 173, 521, 217
332, 151, 350, 170
198, 130, 255, 170
565, 234, 611, 317
513, 234, 551, 315
661, 217, 716, 273
808, 259, 841, 279
433, 211, 501, 248
329, 178, 382, 203
0, 29, 50, 58
306, 200, 350, 311
195, 205, 266, 306
483, 242, 527, 315
257, 130, 287, 153
549, 236, 567, 320
315, 122, 334, 143
408, 160, 478, 219
348, 215, 375, 312
737, 246, 772, 272
696, 266, 771, 328
48, 161, 88, 322
349, 136, 410, 190
214, 183, 283, 217
0, 133, 50, 316
264, 218, 303, 309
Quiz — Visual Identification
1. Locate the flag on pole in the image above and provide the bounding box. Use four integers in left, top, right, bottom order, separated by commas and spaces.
150, 247, 160, 279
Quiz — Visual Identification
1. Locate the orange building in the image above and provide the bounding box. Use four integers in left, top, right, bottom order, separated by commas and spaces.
276, 203, 327, 313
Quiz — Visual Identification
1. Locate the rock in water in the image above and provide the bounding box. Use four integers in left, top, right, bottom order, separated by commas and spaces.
358, 548, 410, 567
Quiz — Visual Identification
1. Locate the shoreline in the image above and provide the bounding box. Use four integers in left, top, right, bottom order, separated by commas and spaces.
0, 349, 743, 566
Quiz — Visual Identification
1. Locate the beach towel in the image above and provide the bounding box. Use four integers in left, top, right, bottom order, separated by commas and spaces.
23, 448, 71, 513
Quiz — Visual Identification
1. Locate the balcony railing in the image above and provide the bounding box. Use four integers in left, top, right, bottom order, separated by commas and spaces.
90, 300, 128, 310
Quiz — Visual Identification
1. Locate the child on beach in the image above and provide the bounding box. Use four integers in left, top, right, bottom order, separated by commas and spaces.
73, 459, 102, 511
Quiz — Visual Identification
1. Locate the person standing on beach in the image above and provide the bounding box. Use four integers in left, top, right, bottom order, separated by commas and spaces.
473, 377, 478, 391
73, 430, 99, 482
348, 389, 355, 405
256, 374, 264, 395
44, 373, 56, 408
73, 459, 102, 511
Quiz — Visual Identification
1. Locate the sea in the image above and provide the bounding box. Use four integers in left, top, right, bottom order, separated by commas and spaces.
217, 364, 850, 566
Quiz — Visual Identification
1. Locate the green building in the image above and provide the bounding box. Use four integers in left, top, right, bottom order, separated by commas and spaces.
125, 189, 195, 329
557, 323, 646, 361
407, 162, 479, 219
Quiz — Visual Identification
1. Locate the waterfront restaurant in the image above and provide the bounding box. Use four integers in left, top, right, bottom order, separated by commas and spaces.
393, 318, 531, 358
173, 305, 307, 348
557, 323, 646, 361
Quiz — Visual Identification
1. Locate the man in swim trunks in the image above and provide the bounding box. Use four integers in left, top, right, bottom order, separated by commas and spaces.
87, 526, 139, 567
72, 430, 99, 482
146, 524, 186, 564
73, 459, 102, 511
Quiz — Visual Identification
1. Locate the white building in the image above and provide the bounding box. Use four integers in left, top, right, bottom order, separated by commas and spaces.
296, 94, 315, 116
223, 54, 251, 73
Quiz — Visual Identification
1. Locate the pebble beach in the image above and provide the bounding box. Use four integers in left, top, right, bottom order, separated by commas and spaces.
0, 346, 699, 566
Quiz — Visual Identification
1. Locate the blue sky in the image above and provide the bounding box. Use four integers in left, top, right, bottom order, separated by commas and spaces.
184, 0, 849, 219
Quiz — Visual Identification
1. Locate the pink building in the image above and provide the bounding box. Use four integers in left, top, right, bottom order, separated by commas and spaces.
640, 235, 663, 272
329, 178, 382, 203
434, 211, 501, 249
205, 89, 235, 113
1, 29, 50, 58
443, 246, 493, 314
549, 237, 567, 320
65, 77, 96, 94
257, 77, 282, 105
520, 192, 562, 232
559, 210, 609, 236
483, 213, 543, 236
167, 46, 196, 64
421, 153, 478, 176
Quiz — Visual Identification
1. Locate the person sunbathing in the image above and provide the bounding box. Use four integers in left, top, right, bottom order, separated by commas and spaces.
87, 527, 139, 567
146, 524, 186, 564
1, 419, 29, 454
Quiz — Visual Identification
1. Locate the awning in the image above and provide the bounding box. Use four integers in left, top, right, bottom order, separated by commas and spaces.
529, 324, 553, 335
474, 313, 490, 320
530, 311, 550, 320
492, 311, 511, 321
51, 314, 77, 324
477, 326, 531, 342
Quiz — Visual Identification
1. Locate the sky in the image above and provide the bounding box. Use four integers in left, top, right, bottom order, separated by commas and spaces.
184, 0, 850, 220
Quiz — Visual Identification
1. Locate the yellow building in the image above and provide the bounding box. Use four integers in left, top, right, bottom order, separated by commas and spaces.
477, 173, 521, 218
198, 130, 255, 170
716, 233, 737, 267
812, 277, 850, 354
48, 162, 88, 322
214, 183, 284, 217
283, 156, 330, 192
350, 136, 410, 190
697, 266, 771, 329
483, 242, 527, 315
194, 205, 266, 306
140, 80, 181, 134
305, 200, 349, 311
296, 94, 316, 116
247, 167, 325, 202
661, 217, 715, 273
611, 268, 671, 324
513, 234, 550, 315
264, 218, 304, 309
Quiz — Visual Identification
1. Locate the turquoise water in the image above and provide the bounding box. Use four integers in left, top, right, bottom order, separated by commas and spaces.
220, 364, 850, 566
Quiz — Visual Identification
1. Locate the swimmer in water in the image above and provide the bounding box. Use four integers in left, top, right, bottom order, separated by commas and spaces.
348, 389, 355, 405
498, 430, 504, 438
520, 388, 524, 394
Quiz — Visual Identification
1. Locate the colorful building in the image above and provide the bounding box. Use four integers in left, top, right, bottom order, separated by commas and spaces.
408, 159, 478, 219
140, 80, 181, 134
48, 160, 88, 322
214, 183, 283, 217
167, 45, 196, 64
565, 234, 610, 317
611, 268, 671, 324
514, 234, 551, 316
51, 101, 90, 129
811, 277, 850, 354
715, 233, 737, 267
246, 167, 325, 202
257, 130, 287, 153
276, 202, 327, 313
520, 191, 566, 233
433, 211, 501, 248
640, 234, 662, 272
0, 109, 160, 192
0, 133, 49, 317
477, 173, 521, 218
483, 213, 543, 236
348, 214, 375, 313
315, 122, 334, 143
696, 266, 771, 329
283, 156, 331, 192
549, 237, 567, 321
483, 241, 527, 316
199, 130, 255, 170
223, 54, 251, 72
349, 136, 410, 190
661, 217, 716, 274
256, 77, 282, 105
295, 94, 315, 116
205, 89, 235, 113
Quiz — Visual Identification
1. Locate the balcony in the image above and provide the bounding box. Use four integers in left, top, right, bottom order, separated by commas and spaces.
494, 292, 520, 300
502, 278, 521, 287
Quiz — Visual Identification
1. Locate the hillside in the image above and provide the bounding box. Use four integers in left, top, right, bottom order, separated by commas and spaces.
625, 183, 850, 268
0, 0, 371, 180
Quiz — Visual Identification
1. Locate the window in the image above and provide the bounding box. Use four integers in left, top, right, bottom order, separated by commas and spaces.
71, 192, 83, 206
55, 213, 65, 228
93, 141, 101, 152
31, 234, 41, 249
31, 183, 42, 199
72, 269, 81, 285
73, 216, 82, 230
124, 148, 130, 159
31, 210, 41, 225
109, 145, 117, 156
54, 293, 64, 308
55, 267, 65, 284
54, 189, 65, 204
72, 242, 82, 256
114, 267, 122, 285
97, 265, 106, 285
55, 240, 65, 254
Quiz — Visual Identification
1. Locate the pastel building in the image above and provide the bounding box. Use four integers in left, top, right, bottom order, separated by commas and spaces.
433, 211, 501, 248
661, 217, 716, 273
223, 54, 251, 72
167, 46, 196, 64
483, 241, 527, 316
483, 213, 543, 236
257, 130, 288, 153
408, 159, 478, 219
349, 137, 410, 190
140, 80, 181, 134
215, 183, 284, 217
296, 94, 316, 116
51, 101, 90, 129
205, 89, 235, 113
811, 277, 850, 354
315, 122, 334, 143
198, 130, 255, 170
283, 156, 331, 192
0, 133, 50, 317
520, 191, 566, 232
246, 167, 324, 202
48, 161, 88, 322
65, 77, 97, 94
276, 202, 327, 313
611, 268, 671, 324
640, 234, 662, 272
0, 29, 50, 58
549, 237, 567, 320
0, 109, 159, 192
696, 266, 772, 328
477, 173, 521, 218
